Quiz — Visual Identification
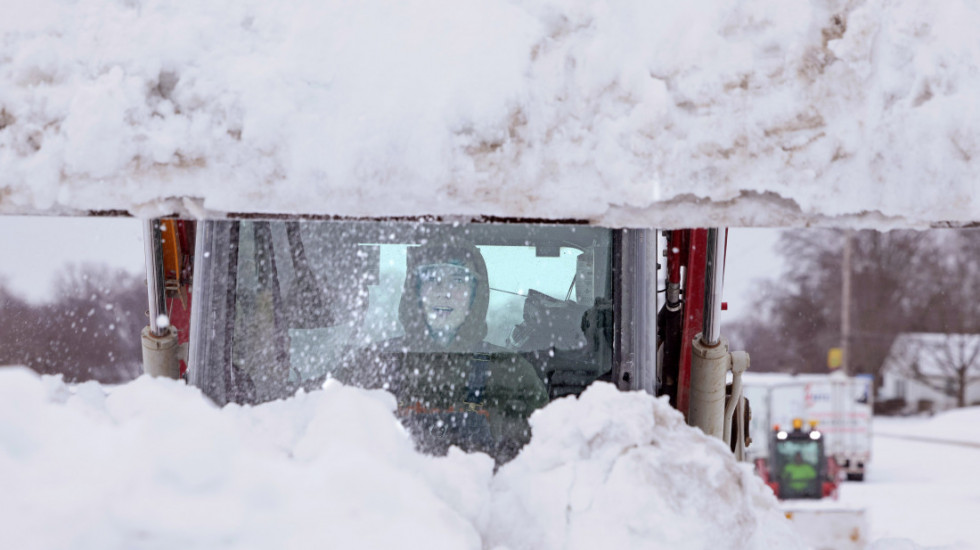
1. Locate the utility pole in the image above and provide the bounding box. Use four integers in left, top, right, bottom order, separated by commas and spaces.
841, 229, 853, 376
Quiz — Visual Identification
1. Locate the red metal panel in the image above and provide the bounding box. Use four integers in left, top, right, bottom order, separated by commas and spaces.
167, 294, 192, 377
167, 220, 196, 377
667, 231, 683, 285
676, 228, 708, 417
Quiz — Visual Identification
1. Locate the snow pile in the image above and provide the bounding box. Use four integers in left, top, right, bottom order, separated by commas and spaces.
1, 0, 979, 226
0, 366, 802, 549
0, 367, 490, 550
487, 383, 798, 550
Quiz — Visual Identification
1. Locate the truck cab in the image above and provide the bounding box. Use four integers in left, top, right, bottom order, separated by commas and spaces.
143, 218, 750, 463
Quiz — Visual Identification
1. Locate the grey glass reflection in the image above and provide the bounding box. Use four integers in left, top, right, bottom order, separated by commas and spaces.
225, 220, 614, 462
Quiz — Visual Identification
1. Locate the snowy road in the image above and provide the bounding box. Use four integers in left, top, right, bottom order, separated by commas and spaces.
839, 415, 980, 549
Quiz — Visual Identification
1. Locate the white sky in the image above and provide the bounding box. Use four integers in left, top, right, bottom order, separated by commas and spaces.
0, 217, 784, 322
0, 216, 144, 303
723, 228, 784, 321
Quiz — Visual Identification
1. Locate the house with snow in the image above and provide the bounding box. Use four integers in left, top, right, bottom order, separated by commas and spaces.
879, 333, 980, 414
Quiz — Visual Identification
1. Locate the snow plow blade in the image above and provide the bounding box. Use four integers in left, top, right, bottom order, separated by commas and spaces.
782, 503, 867, 550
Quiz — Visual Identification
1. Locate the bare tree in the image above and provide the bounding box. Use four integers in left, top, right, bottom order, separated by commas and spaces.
0, 280, 36, 367
892, 230, 980, 406
0, 264, 146, 383
733, 228, 979, 388
896, 334, 980, 407
911, 230, 980, 334
750, 229, 934, 377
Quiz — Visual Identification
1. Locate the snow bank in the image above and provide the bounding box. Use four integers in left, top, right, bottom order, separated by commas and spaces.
487, 383, 799, 550
1, 0, 979, 227
0, 366, 802, 549
0, 367, 489, 550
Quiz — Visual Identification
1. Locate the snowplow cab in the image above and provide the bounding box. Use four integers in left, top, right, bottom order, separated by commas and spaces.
178, 218, 674, 462
187, 220, 625, 401
144, 218, 748, 463
767, 421, 837, 500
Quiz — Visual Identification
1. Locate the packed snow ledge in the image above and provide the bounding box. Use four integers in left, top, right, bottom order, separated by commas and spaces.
1, 0, 979, 227
0, 367, 801, 550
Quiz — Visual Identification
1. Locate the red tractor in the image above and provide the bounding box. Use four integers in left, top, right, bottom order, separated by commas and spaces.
751, 418, 867, 549
755, 419, 841, 501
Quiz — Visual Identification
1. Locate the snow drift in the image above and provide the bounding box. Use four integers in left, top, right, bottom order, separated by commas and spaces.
487, 383, 797, 549
1, 0, 979, 227
0, 366, 801, 549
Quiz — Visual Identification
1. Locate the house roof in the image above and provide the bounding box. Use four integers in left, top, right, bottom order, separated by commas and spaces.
883, 333, 980, 378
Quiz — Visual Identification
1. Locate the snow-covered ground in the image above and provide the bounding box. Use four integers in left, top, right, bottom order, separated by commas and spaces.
0, 366, 799, 550
841, 413, 980, 549
2, 0, 979, 226
2, 364, 976, 549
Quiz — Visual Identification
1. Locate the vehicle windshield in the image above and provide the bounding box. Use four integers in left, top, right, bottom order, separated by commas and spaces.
774, 438, 822, 499
775, 440, 820, 466
221, 220, 614, 462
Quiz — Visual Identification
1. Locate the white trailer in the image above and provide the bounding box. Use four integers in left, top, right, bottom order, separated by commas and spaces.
744, 372, 873, 481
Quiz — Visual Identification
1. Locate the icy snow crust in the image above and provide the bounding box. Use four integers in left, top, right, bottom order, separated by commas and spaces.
1, 0, 979, 227
0, 367, 801, 550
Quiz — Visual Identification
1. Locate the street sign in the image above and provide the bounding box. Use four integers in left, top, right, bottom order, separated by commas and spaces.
827, 348, 843, 369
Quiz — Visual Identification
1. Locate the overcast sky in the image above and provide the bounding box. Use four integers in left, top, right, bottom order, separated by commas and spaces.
0, 216, 145, 303
0, 217, 783, 322
724, 228, 784, 320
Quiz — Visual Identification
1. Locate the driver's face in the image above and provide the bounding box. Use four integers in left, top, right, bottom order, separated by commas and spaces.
417, 264, 475, 338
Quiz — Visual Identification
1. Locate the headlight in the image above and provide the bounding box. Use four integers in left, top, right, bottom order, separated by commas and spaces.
809, 431, 822, 440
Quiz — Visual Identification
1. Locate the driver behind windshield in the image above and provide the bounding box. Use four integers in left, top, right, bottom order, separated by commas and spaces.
336, 239, 548, 463
782, 451, 818, 493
